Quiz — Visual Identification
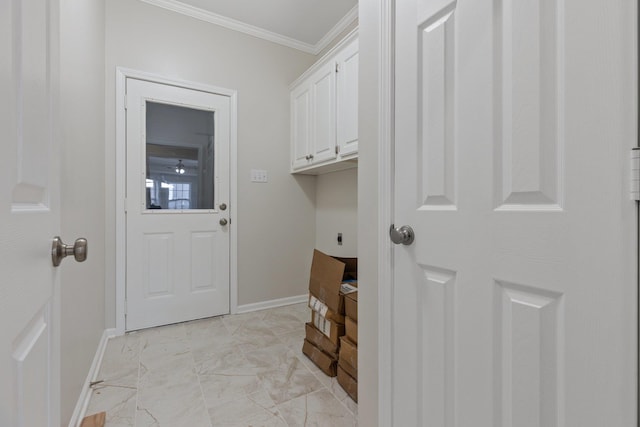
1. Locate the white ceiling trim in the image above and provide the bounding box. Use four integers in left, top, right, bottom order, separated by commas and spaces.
138, 0, 358, 55
313, 5, 358, 55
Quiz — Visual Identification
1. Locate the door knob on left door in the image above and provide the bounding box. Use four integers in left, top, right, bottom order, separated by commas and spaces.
51, 237, 88, 267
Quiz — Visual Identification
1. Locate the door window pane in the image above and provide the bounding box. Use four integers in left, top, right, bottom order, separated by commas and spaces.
145, 102, 215, 210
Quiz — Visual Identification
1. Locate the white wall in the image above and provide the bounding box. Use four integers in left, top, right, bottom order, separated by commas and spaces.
104, 0, 319, 324
315, 168, 358, 257
59, 0, 106, 424
357, 2, 381, 426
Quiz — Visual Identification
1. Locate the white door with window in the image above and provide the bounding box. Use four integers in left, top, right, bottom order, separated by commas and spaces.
0, 0, 63, 425
125, 78, 231, 331
391, 0, 636, 426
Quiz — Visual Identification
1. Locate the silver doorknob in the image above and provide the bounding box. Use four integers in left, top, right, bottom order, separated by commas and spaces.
219, 203, 227, 211
219, 218, 228, 226
51, 236, 88, 267
389, 224, 415, 245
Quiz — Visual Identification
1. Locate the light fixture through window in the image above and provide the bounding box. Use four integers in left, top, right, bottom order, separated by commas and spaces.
175, 160, 186, 175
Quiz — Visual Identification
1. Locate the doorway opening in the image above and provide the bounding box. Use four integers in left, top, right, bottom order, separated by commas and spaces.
115, 69, 238, 334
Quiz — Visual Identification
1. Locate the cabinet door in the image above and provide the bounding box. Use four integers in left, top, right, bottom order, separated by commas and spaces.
337, 39, 359, 157
291, 83, 312, 170
310, 62, 337, 164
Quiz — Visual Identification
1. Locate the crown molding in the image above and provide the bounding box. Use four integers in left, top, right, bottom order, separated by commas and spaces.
138, 0, 358, 55
313, 4, 359, 54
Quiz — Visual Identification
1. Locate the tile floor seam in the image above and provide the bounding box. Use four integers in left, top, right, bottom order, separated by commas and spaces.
88, 303, 356, 426
262, 311, 356, 413
133, 333, 141, 426
191, 338, 215, 427
297, 352, 356, 412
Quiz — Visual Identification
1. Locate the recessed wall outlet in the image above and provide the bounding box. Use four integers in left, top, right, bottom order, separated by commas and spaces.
250, 169, 268, 183
337, 233, 343, 246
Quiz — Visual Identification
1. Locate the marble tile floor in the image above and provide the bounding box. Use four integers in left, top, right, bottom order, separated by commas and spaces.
86, 303, 357, 426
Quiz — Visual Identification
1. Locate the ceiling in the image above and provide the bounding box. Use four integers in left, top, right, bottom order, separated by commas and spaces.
140, 0, 359, 54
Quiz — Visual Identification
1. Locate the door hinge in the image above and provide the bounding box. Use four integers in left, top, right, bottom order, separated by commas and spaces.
335, 63, 339, 73
124, 94, 128, 110
631, 148, 640, 201
335, 145, 339, 154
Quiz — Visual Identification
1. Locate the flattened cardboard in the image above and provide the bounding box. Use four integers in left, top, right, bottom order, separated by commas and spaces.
339, 336, 358, 372
337, 365, 358, 402
345, 316, 357, 344
345, 291, 358, 321
305, 322, 339, 357
312, 311, 345, 346
309, 250, 346, 314
302, 339, 337, 377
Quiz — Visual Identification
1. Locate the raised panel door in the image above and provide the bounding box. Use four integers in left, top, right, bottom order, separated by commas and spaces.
125, 78, 231, 331
392, 0, 636, 426
0, 0, 62, 425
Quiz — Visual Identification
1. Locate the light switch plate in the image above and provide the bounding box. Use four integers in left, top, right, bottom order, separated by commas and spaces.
251, 169, 268, 183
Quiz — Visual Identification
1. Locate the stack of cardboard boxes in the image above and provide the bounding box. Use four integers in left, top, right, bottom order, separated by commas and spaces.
302, 250, 357, 401
338, 289, 358, 401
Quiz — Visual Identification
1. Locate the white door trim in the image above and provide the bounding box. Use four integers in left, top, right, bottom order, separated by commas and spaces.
376, 1, 394, 425
114, 67, 238, 335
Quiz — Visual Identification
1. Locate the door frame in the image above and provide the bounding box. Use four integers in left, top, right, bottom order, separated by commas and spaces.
375, 1, 394, 426
374, 1, 638, 426
114, 67, 238, 335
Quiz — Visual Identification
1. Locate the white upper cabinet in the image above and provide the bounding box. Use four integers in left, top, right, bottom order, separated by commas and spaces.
310, 62, 338, 165
290, 30, 358, 174
291, 83, 312, 170
336, 38, 359, 157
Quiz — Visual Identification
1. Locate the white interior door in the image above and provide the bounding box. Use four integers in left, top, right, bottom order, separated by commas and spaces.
126, 78, 231, 331
0, 0, 62, 425
392, 0, 636, 426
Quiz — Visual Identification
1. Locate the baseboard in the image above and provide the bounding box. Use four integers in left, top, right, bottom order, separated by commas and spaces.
236, 294, 308, 314
68, 328, 116, 427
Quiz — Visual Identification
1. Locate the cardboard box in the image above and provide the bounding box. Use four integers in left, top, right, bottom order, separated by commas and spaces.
345, 291, 358, 321
337, 365, 358, 402
305, 322, 338, 358
339, 358, 357, 379
309, 294, 345, 324
312, 311, 345, 346
302, 339, 337, 377
308, 250, 357, 314
339, 336, 358, 373
345, 316, 357, 344
333, 256, 358, 281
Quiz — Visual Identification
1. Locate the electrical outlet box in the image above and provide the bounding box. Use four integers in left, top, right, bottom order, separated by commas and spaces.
251, 169, 268, 183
